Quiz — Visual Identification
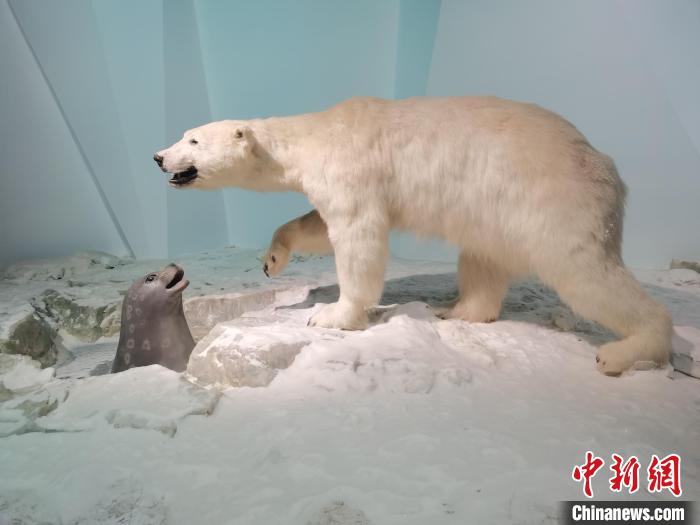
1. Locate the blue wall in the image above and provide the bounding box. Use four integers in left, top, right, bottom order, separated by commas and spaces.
0, 0, 127, 268
164, 0, 229, 256
1, 0, 697, 269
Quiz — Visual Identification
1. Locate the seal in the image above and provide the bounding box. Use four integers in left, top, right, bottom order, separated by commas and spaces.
111, 264, 195, 373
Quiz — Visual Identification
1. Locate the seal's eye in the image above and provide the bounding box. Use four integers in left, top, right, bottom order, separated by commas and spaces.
189, 138, 198, 145
145, 274, 157, 283
271, 255, 277, 263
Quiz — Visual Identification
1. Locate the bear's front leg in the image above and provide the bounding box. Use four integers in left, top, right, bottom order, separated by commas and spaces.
308, 213, 389, 330
263, 209, 332, 277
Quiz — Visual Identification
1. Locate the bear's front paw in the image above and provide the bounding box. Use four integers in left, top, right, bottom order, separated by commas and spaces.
262, 246, 290, 277
308, 301, 368, 330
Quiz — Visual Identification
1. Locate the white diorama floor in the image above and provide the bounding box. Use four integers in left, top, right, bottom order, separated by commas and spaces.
0, 248, 698, 525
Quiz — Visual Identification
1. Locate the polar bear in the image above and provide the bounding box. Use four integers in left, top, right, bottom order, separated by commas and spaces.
263, 210, 332, 277
155, 96, 672, 375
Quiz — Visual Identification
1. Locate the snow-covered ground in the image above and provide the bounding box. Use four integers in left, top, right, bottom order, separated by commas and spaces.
0, 249, 699, 525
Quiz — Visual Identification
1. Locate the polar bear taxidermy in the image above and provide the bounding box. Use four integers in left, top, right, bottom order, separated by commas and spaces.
154, 96, 672, 375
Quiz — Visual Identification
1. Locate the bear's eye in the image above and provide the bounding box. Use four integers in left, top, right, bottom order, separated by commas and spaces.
145, 274, 157, 283
271, 255, 277, 263
189, 138, 198, 145
234, 130, 243, 139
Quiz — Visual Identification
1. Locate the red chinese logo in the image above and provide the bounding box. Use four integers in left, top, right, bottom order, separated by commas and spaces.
572, 452, 682, 498
609, 454, 640, 493
648, 454, 682, 497
572, 451, 605, 498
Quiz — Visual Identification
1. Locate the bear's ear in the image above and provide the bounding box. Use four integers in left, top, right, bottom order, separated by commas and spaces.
234, 127, 256, 150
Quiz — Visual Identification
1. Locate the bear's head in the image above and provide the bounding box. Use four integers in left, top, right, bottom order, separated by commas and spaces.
154, 120, 263, 190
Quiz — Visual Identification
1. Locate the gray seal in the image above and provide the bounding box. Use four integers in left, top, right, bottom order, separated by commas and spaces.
111, 264, 195, 373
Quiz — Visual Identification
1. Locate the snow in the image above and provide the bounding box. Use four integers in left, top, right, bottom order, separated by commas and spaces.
39, 366, 220, 436
0, 248, 699, 524
0, 354, 54, 393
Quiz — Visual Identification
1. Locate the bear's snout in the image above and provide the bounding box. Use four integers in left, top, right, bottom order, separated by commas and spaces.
153, 153, 164, 167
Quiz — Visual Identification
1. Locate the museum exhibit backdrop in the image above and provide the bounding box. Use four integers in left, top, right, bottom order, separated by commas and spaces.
1, 0, 698, 269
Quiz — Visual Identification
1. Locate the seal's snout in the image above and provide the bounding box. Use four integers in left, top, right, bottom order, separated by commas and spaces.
162, 263, 189, 293
263, 263, 269, 277
165, 266, 184, 288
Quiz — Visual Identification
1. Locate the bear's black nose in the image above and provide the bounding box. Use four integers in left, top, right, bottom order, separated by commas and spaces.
153, 153, 163, 166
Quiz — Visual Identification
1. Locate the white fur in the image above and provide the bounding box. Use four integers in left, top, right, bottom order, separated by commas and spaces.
263, 210, 332, 277
158, 96, 672, 374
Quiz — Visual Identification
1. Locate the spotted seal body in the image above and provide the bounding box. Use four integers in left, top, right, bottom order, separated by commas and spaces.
111, 264, 194, 373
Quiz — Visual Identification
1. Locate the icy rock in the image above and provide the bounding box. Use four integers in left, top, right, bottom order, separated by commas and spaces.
0, 383, 12, 402
184, 289, 279, 340
371, 301, 437, 324
0, 379, 67, 438
0, 493, 58, 525
31, 288, 120, 341
1, 251, 123, 282
671, 326, 700, 378
186, 320, 321, 388
55, 341, 116, 380
187, 301, 476, 393
0, 311, 57, 367
67, 480, 167, 525
0, 416, 28, 438
670, 259, 700, 274
0, 395, 62, 438
0, 480, 166, 525
39, 365, 220, 436
275, 310, 473, 395
11, 397, 59, 419
307, 501, 372, 525
0, 354, 55, 393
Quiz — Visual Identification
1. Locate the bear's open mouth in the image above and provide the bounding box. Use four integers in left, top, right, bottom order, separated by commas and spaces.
169, 166, 198, 187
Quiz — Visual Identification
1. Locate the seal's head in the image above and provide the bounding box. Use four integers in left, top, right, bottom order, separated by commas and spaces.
125, 263, 189, 313
112, 263, 194, 374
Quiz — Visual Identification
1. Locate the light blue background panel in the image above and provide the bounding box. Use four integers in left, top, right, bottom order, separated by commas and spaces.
92, 0, 168, 258
9, 0, 147, 258
164, 0, 229, 256
0, 0, 126, 268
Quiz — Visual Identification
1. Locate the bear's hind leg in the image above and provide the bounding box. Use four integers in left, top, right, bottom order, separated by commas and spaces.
444, 251, 510, 323
542, 256, 672, 375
